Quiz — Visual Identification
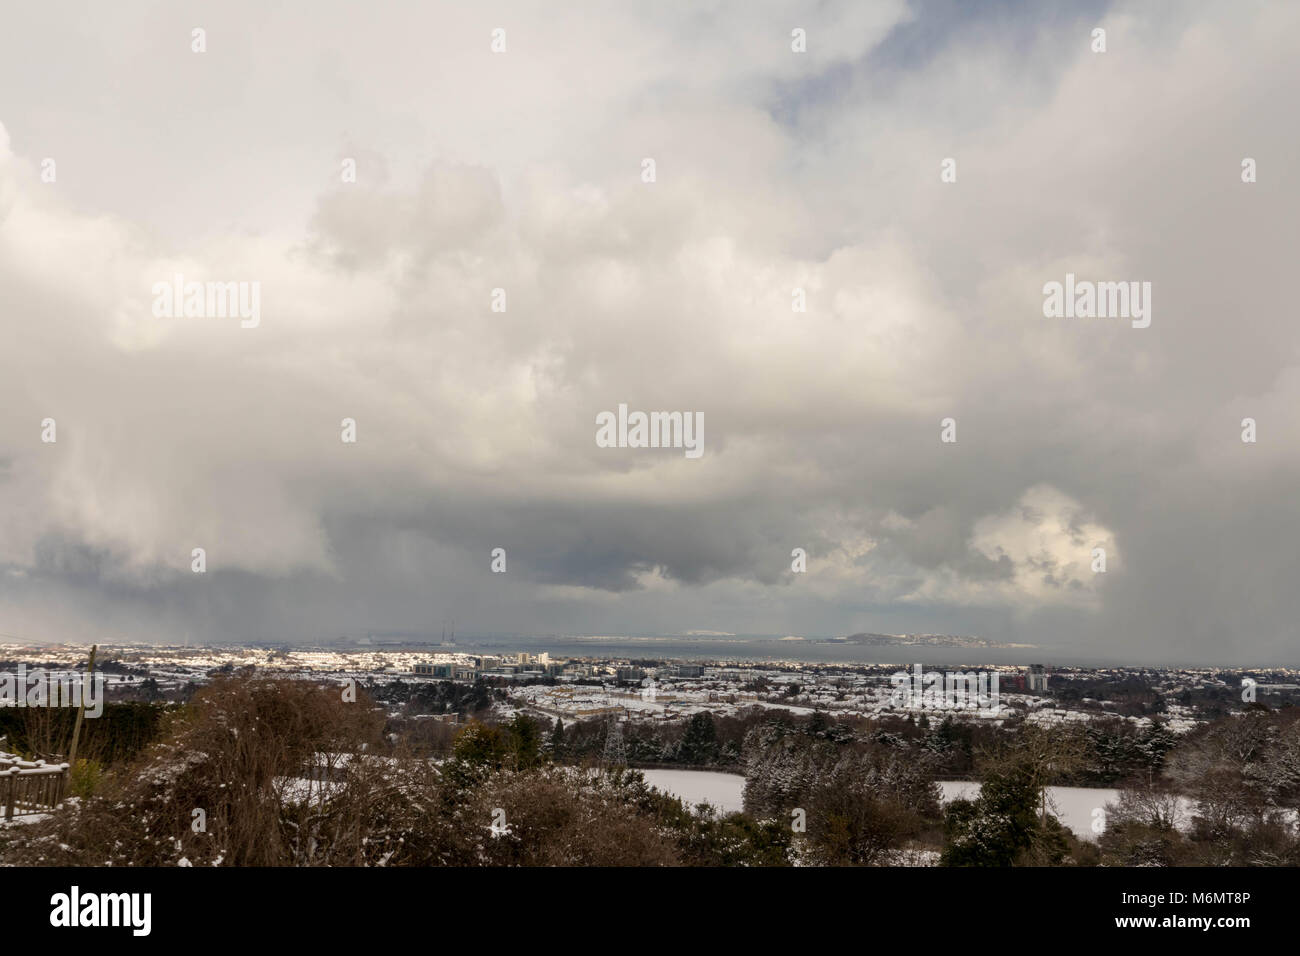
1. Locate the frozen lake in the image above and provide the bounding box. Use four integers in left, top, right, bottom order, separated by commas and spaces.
939, 780, 1119, 840
638, 770, 1124, 840
641, 769, 746, 813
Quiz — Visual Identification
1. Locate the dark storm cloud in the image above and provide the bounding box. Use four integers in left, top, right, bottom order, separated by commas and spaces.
0, 1, 1297, 664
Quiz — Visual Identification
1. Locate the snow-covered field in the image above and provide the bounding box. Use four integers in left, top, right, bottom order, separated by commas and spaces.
939, 780, 1119, 840
640, 772, 1128, 838
641, 769, 746, 814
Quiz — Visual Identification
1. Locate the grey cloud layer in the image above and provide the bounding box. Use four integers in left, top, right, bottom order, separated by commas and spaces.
0, 1, 1297, 663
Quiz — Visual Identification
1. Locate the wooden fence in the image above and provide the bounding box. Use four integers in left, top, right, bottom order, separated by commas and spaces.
0, 755, 70, 821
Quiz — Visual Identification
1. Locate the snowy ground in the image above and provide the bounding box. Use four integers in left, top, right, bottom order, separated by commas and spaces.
0, 811, 52, 827
940, 780, 1121, 840
641, 769, 746, 814
640, 772, 1129, 838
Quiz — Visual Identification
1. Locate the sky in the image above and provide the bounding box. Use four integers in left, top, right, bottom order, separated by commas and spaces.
0, 1, 1297, 665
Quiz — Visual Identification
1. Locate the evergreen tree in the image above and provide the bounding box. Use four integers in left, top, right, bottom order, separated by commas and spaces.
940, 763, 1063, 866
508, 713, 543, 770
679, 712, 719, 764
452, 720, 509, 768
547, 717, 566, 760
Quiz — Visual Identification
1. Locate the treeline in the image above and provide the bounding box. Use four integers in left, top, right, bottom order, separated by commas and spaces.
1051, 675, 1166, 716
906, 711, 1176, 785
557, 711, 750, 768
1098, 707, 1300, 865
548, 704, 1180, 785
935, 707, 1300, 866
740, 712, 942, 864
368, 677, 494, 718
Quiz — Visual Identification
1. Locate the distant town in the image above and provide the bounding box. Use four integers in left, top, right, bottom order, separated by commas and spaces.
3, 641, 1294, 733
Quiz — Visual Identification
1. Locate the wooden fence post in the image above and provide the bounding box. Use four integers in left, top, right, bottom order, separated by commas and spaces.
68, 644, 97, 771
3, 768, 15, 822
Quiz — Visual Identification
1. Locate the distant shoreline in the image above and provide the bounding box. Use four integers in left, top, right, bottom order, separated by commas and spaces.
1, 639, 1297, 672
